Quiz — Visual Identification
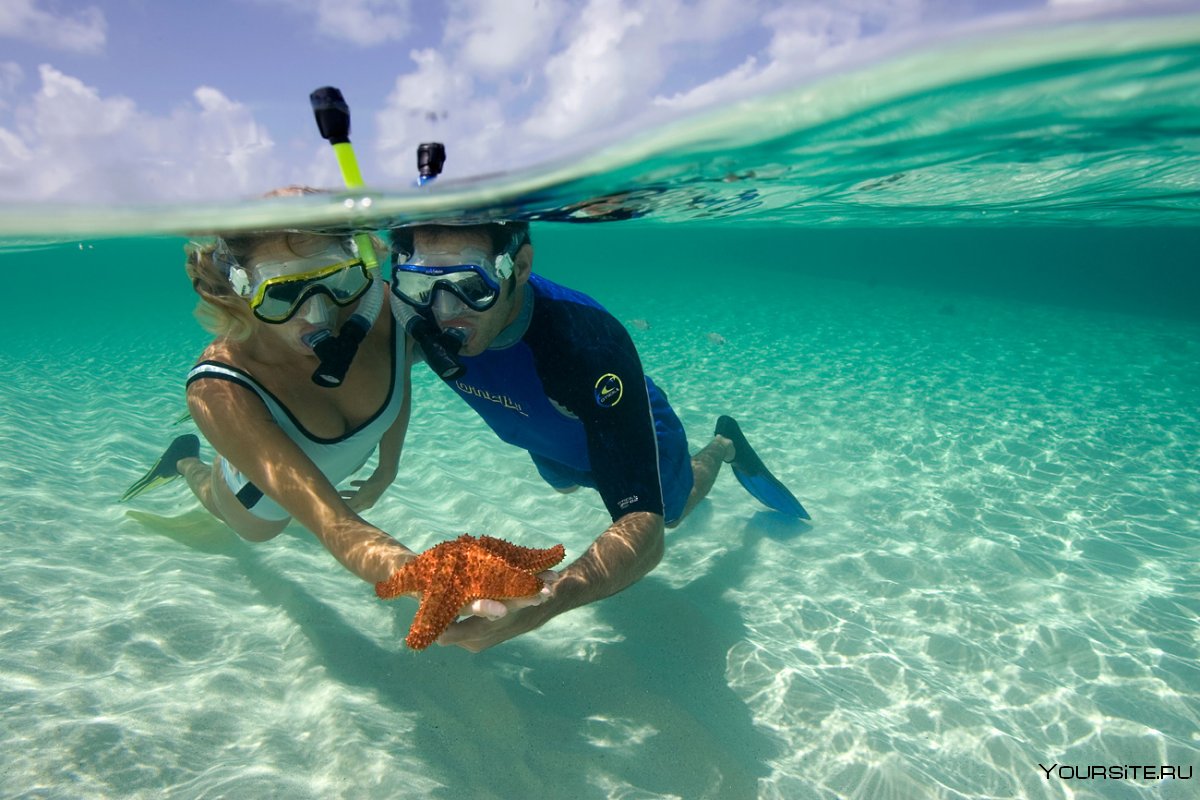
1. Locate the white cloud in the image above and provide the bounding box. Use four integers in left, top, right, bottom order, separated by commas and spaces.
374, 47, 505, 180
378, 0, 895, 180
444, 0, 566, 74
0, 124, 31, 164
2, 0, 1153, 202
655, 1, 923, 112
261, 0, 412, 46
0, 65, 289, 203
0, 0, 106, 53
651, 55, 761, 113
521, 0, 650, 139
519, 0, 773, 140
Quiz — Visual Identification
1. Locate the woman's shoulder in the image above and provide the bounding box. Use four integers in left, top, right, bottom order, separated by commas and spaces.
188, 340, 258, 392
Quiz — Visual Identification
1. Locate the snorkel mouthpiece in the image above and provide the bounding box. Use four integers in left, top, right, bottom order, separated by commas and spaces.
305, 323, 366, 388
389, 293, 466, 380
302, 279, 383, 388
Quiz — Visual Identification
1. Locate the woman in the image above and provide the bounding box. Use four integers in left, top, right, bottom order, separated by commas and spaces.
123, 225, 416, 585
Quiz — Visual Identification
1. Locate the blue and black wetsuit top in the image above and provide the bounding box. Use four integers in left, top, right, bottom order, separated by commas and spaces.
446, 274, 691, 523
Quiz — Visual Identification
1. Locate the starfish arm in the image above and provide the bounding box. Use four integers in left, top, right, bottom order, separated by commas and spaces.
475, 536, 567, 573
405, 545, 470, 649
407, 586, 463, 650
375, 563, 421, 599
462, 547, 545, 599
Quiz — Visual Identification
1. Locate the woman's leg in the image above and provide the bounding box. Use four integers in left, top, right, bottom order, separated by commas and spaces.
178, 456, 288, 541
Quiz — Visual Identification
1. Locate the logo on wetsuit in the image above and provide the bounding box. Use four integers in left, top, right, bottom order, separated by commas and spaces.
455, 381, 529, 416
594, 373, 624, 408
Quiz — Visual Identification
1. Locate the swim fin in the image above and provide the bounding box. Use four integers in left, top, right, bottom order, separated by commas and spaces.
715, 415, 810, 519
120, 434, 200, 502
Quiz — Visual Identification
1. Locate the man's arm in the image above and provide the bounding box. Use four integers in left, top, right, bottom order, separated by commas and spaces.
440, 299, 669, 651
437, 510, 664, 652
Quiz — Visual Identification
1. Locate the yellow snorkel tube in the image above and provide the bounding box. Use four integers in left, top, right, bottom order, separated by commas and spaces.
309, 86, 378, 271
295, 86, 386, 388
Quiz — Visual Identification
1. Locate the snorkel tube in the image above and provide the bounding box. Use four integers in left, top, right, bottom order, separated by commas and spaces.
400, 139, 468, 378
416, 142, 446, 187
304, 86, 382, 388
389, 294, 466, 380
306, 279, 384, 388
310, 86, 465, 381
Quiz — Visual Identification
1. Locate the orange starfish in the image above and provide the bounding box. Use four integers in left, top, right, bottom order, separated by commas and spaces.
375, 534, 566, 650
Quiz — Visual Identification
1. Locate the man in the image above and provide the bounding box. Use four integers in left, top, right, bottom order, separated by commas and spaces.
388, 221, 807, 651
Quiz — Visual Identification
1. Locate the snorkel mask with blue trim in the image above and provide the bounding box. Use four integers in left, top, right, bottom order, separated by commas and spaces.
390, 233, 523, 313
387, 224, 529, 380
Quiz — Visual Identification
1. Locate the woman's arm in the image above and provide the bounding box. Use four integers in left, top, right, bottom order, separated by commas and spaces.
342, 337, 414, 512
187, 378, 413, 583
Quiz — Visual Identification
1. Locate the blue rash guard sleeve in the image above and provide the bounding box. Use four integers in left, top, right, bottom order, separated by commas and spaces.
524, 295, 666, 521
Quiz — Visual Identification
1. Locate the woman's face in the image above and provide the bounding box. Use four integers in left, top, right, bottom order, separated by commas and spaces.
241, 235, 357, 356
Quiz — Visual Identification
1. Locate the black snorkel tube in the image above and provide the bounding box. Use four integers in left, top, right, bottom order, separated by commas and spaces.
310, 86, 465, 382
390, 295, 467, 381
397, 139, 468, 379
416, 142, 446, 187
304, 284, 382, 388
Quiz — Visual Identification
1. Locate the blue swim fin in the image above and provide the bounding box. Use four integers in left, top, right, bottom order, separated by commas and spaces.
715, 416, 810, 519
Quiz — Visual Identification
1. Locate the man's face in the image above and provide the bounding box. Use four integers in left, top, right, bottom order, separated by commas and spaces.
409, 227, 526, 357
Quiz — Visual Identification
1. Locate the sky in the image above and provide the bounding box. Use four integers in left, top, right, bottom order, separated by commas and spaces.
0, 0, 1157, 204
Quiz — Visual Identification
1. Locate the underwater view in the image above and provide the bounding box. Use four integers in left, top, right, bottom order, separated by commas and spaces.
2, 11, 1199, 800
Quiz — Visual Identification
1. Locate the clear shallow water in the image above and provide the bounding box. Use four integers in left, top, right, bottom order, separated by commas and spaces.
2, 229, 1198, 798
3, 15, 1200, 800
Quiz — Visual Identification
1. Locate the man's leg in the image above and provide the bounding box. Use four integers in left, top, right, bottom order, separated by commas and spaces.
667, 434, 734, 528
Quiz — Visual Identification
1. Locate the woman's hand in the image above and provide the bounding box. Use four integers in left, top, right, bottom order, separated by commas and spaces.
341, 469, 395, 512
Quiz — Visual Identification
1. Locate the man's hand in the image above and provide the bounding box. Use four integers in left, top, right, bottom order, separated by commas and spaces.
439, 571, 561, 652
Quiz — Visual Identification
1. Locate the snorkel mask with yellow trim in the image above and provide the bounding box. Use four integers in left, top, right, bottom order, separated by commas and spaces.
214, 235, 385, 388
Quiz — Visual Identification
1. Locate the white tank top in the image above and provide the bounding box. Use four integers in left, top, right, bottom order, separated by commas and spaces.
186, 325, 406, 521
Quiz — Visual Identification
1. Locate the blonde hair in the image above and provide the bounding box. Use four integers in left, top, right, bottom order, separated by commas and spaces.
185, 229, 385, 341
185, 239, 249, 340
185, 232, 319, 340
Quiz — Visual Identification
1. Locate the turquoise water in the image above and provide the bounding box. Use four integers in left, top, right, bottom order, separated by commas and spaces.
3, 16, 1200, 800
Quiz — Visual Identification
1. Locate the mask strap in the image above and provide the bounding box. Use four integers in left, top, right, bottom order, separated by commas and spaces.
493, 253, 514, 281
